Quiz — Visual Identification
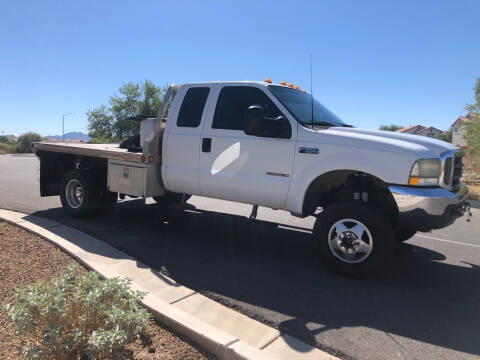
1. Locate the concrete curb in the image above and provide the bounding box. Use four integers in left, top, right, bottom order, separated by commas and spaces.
0, 209, 338, 360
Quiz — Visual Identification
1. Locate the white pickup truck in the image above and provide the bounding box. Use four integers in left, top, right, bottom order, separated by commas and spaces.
32, 80, 470, 276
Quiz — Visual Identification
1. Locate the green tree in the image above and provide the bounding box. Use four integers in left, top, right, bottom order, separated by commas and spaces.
464, 78, 480, 167
379, 124, 403, 132
87, 105, 114, 143
88, 80, 166, 142
15, 132, 43, 153
0, 135, 10, 143
437, 128, 452, 143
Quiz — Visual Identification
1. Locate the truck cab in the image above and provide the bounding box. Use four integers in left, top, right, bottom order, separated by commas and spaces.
32, 80, 470, 276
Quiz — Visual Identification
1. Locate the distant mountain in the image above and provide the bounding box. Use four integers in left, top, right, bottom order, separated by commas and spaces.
45, 132, 90, 142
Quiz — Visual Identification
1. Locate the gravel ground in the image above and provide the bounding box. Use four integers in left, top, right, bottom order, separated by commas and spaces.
0, 221, 215, 360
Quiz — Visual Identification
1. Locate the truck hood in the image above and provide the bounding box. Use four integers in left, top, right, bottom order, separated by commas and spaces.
295, 125, 458, 186
319, 127, 457, 158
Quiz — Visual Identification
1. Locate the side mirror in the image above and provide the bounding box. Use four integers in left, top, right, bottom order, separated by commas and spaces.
244, 106, 264, 136
272, 116, 292, 138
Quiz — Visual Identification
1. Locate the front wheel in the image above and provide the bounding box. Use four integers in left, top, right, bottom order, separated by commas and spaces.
313, 201, 395, 277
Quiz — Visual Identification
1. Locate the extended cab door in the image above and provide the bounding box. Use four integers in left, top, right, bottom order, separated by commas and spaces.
163, 85, 211, 195
198, 85, 297, 209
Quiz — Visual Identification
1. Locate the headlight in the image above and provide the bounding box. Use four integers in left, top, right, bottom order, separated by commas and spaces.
409, 159, 441, 186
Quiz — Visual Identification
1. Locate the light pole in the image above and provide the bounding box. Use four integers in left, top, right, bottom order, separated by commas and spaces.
62, 113, 75, 142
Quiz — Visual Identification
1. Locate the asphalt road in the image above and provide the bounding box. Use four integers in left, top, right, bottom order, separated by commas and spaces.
1, 154, 479, 360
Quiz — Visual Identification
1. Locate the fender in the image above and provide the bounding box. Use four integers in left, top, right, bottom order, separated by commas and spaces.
285, 128, 427, 214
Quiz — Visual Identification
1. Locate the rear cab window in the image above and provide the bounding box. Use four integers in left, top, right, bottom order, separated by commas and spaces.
177, 87, 210, 128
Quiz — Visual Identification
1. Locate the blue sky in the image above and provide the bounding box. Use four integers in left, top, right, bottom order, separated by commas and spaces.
0, 0, 478, 136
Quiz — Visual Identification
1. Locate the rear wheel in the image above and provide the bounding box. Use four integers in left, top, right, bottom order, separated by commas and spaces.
153, 192, 191, 206
97, 189, 117, 214
395, 228, 417, 243
313, 201, 395, 277
60, 170, 99, 218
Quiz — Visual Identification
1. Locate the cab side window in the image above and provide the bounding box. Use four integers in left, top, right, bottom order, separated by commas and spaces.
212, 86, 281, 131
177, 87, 210, 128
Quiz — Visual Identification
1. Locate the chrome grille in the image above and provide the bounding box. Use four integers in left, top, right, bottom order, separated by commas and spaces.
452, 156, 463, 187
440, 150, 463, 190
443, 158, 453, 185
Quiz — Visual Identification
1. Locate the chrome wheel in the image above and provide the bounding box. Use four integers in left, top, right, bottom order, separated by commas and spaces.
65, 179, 84, 209
327, 218, 373, 264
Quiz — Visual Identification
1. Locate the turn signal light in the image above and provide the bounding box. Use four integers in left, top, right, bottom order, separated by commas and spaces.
408, 177, 420, 185
280, 81, 287, 85
148, 155, 154, 162
141, 155, 146, 162
264, 78, 272, 83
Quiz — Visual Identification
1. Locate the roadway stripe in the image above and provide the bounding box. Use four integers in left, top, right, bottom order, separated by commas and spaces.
414, 234, 480, 249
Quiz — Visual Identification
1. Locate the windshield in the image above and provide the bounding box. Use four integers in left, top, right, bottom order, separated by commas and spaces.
268, 85, 348, 127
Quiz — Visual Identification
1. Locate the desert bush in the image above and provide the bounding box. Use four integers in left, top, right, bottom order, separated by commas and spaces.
5, 264, 150, 359
15, 132, 43, 153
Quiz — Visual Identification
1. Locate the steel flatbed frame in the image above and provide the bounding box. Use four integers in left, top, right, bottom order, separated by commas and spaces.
32, 142, 147, 163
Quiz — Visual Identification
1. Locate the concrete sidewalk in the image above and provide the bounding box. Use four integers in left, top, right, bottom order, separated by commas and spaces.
0, 209, 338, 360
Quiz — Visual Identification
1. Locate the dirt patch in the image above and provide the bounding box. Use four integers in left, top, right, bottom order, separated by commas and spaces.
0, 221, 215, 360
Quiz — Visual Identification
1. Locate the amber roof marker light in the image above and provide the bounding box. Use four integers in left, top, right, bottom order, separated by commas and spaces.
264, 78, 272, 83
280, 81, 287, 86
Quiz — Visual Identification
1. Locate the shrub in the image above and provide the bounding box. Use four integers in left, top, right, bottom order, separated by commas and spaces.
15, 132, 43, 153
5, 264, 150, 359
0, 142, 7, 154
0, 135, 10, 143
8, 142, 19, 153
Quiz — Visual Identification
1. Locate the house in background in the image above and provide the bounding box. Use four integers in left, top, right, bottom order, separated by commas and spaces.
451, 113, 474, 148
396, 125, 444, 138
415, 126, 444, 138
396, 125, 425, 134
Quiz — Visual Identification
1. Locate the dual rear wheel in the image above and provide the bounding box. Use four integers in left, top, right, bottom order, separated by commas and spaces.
60, 170, 117, 218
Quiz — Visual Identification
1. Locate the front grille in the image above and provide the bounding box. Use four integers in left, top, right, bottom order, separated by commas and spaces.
452, 156, 463, 187
444, 158, 453, 186
442, 153, 463, 189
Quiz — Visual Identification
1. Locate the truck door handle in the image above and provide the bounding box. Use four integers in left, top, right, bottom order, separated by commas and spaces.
202, 138, 212, 153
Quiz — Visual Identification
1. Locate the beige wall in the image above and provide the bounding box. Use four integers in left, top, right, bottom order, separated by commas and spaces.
452, 124, 467, 147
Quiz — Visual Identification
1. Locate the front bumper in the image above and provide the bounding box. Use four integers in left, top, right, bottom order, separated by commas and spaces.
389, 184, 469, 231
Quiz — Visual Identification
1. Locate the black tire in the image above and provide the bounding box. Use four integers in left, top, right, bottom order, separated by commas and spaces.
153, 192, 191, 206
395, 228, 417, 243
313, 201, 395, 277
60, 170, 99, 218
